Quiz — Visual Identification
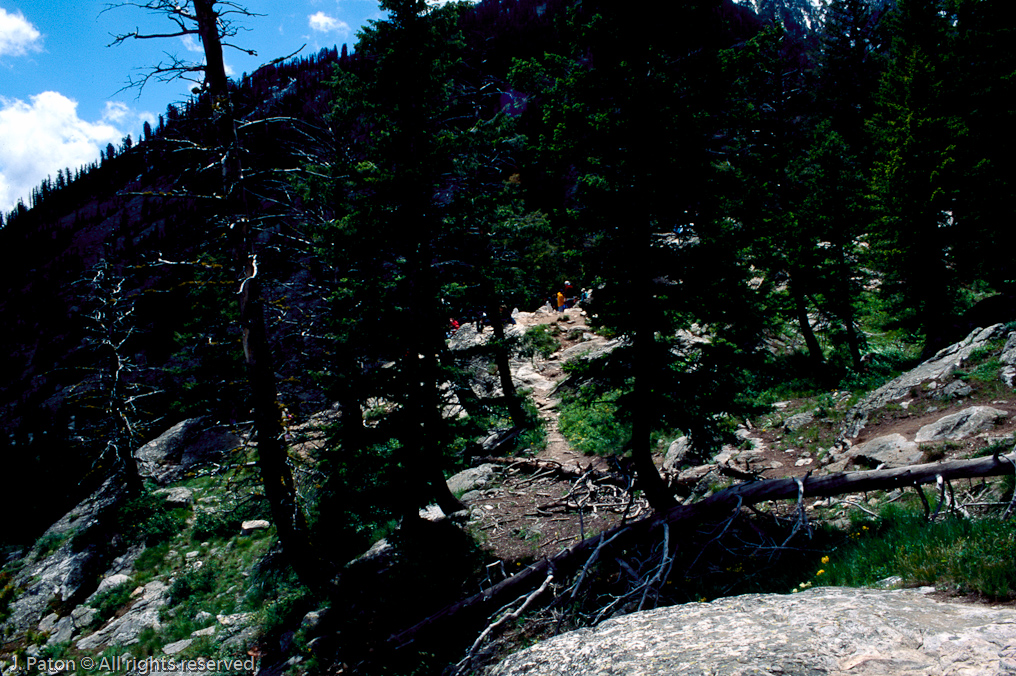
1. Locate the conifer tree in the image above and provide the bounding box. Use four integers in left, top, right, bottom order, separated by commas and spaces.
506, 0, 770, 510
324, 0, 474, 527
869, 0, 962, 354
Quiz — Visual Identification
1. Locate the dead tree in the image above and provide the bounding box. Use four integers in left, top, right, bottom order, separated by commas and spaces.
103, 0, 259, 95
74, 261, 159, 495
105, 0, 330, 589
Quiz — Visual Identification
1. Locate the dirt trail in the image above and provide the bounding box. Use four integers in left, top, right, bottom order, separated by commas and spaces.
459, 305, 632, 564
509, 306, 613, 472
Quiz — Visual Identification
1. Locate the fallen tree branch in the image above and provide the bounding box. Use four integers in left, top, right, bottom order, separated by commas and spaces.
389, 451, 1016, 651
475, 456, 622, 486
454, 572, 555, 675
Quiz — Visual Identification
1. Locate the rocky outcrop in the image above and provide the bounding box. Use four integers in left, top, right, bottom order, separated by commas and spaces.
448, 463, 501, 499
2, 420, 234, 640
488, 586, 1016, 676
136, 418, 239, 484
76, 580, 169, 650
783, 411, 815, 433
1, 476, 124, 635
914, 406, 1008, 443
842, 324, 1009, 439
1001, 332, 1016, 389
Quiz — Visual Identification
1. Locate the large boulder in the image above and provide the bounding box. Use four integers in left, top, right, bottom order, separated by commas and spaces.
1001, 332, 1016, 388
447, 464, 500, 497
914, 406, 1008, 443
136, 418, 238, 484
662, 437, 693, 471
488, 586, 1016, 676
849, 433, 923, 468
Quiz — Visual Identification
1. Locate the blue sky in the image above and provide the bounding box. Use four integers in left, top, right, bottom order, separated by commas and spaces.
0, 0, 385, 214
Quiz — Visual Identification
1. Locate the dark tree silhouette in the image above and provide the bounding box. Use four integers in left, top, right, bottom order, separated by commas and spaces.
103, 0, 259, 95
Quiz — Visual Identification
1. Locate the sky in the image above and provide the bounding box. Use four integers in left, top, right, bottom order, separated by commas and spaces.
0, 0, 386, 215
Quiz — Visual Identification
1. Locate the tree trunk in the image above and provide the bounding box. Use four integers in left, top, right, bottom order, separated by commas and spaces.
194, 0, 229, 97
240, 261, 334, 589
791, 274, 824, 368
487, 299, 525, 426
193, 1, 328, 588
630, 312, 677, 511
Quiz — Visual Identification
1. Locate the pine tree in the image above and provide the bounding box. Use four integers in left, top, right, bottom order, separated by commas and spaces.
869, 0, 962, 353
505, 0, 771, 509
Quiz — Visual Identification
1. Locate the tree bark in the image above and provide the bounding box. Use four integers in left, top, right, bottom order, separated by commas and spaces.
193, 0, 229, 97
487, 299, 525, 426
790, 273, 824, 368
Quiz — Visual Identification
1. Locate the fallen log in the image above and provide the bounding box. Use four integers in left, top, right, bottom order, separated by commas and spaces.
389, 451, 1016, 651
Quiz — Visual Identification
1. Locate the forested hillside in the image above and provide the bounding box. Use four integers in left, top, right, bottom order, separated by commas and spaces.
2, 0, 1015, 673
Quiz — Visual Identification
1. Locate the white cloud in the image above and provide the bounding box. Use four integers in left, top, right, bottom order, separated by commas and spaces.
103, 101, 131, 124
0, 92, 128, 213
0, 6, 42, 57
308, 11, 350, 35
180, 34, 204, 54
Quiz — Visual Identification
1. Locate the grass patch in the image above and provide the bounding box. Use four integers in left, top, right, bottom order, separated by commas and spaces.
819, 503, 1016, 599
558, 386, 630, 456
87, 583, 134, 627
838, 342, 923, 393
956, 357, 1002, 384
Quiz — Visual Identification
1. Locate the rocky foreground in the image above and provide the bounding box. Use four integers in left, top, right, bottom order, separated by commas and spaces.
489, 586, 1016, 676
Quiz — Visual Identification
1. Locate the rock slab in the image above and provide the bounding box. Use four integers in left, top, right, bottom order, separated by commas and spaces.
842, 325, 1008, 438
850, 433, 923, 468
488, 586, 1016, 676
914, 406, 1008, 443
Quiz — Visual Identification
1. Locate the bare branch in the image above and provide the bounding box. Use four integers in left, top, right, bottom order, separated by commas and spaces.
103, 0, 263, 95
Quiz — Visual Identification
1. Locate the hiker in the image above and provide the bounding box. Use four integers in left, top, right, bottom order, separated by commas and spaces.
556, 290, 566, 313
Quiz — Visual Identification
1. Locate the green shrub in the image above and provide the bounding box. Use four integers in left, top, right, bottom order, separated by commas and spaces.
558, 387, 630, 456
118, 492, 185, 545
193, 510, 235, 540
133, 542, 170, 580
170, 560, 220, 605
521, 325, 559, 360
88, 583, 133, 627
35, 531, 70, 557
0, 571, 17, 624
